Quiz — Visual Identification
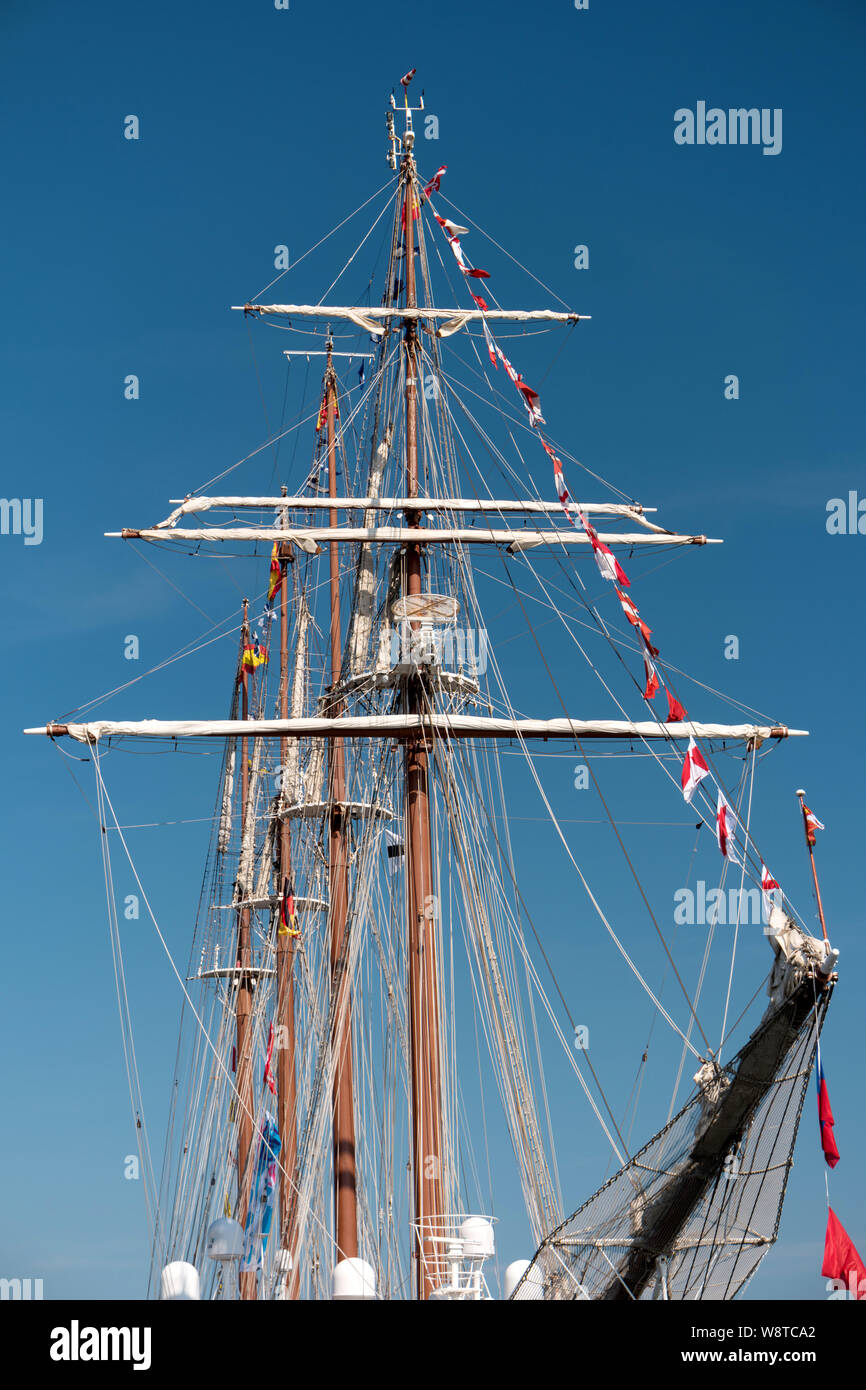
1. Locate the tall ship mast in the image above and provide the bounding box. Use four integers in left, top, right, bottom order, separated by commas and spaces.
26, 73, 839, 1302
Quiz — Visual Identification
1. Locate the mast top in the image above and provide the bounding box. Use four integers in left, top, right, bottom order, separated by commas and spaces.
386, 69, 423, 166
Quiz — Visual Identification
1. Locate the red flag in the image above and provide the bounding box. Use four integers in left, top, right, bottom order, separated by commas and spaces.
516, 379, 544, 425
681, 736, 709, 803
664, 688, 687, 722
470, 293, 489, 311
822, 1208, 865, 1297
400, 194, 419, 228
263, 1022, 277, 1096
464, 267, 491, 279
316, 386, 339, 432
817, 1058, 840, 1168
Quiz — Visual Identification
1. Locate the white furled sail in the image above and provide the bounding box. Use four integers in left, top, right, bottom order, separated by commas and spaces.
348, 428, 392, 676
26, 717, 804, 743
111, 524, 715, 549
281, 597, 310, 806
218, 741, 236, 854
235, 738, 262, 903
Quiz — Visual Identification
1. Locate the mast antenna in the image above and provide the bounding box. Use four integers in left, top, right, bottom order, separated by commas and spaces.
796, 789, 829, 942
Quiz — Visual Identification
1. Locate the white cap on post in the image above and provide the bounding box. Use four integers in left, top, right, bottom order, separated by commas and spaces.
504, 1259, 545, 1300
332, 1258, 377, 1300
160, 1261, 201, 1300
459, 1216, 495, 1260
205, 1217, 245, 1262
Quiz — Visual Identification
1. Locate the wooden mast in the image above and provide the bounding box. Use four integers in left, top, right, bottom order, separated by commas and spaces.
325, 340, 360, 1266
401, 117, 446, 1300
276, 497, 300, 1296
236, 598, 257, 1301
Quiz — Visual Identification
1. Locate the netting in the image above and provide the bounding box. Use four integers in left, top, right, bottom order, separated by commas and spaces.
513, 977, 832, 1301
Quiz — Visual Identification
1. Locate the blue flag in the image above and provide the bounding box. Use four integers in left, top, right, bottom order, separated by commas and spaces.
240, 1111, 282, 1272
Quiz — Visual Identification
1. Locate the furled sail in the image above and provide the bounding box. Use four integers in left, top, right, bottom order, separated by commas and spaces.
280, 598, 310, 807
218, 741, 236, 854
347, 429, 392, 676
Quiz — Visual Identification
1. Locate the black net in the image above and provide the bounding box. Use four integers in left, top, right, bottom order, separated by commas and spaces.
514, 978, 832, 1301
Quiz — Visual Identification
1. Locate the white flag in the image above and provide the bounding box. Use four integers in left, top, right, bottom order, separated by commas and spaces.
384, 828, 404, 877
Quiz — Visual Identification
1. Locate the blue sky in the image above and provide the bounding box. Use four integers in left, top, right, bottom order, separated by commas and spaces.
2, 0, 864, 1300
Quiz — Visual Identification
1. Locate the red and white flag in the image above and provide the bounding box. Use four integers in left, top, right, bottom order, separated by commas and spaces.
263, 1022, 277, 1096
553, 462, 568, 503
434, 214, 467, 237
494, 347, 544, 426
615, 588, 657, 653
551, 462, 577, 527
516, 377, 544, 426
681, 737, 709, 803
802, 803, 825, 848
616, 587, 640, 623
715, 792, 739, 863
643, 653, 660, 701
543, 444, 570, 504
400, 68, 416, 88
481, 317, 497, 368
588, 528, 630, 586
495, 345, 519, 384
761, 863, 780, 913
447, 236, 469, 272
423, 165, 447, 197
